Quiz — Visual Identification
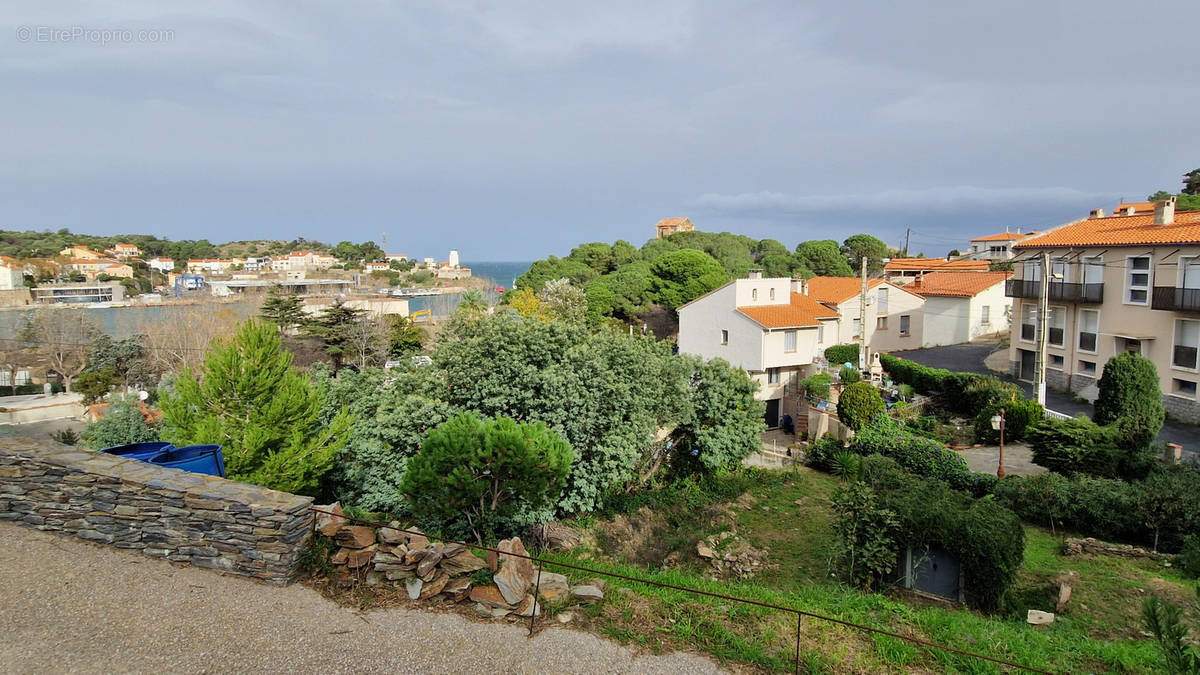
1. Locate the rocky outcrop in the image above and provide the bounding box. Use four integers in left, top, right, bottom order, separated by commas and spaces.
1063, 538, 1175, 562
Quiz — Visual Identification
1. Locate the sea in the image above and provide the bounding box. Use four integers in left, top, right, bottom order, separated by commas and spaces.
0, 261, 535, 339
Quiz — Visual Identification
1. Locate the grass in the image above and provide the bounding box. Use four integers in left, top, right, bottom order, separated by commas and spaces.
564, 465, 1178, 672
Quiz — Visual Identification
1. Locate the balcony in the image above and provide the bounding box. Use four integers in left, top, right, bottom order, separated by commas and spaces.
1005, 279, 1103, 303
1152, 286, 1200, 313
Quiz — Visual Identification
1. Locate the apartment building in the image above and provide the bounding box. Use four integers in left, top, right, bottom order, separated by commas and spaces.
677, 271, 839, 428
1007, 197, 1200, 422
801, 276, 925, 352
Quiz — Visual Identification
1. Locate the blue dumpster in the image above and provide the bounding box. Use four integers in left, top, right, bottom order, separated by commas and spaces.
149, 444, 225, 477
101, 442, 174, 462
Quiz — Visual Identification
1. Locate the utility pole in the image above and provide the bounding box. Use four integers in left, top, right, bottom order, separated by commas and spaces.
859, 256, 868, 371
903, 228, 911, 258
1034, 251, 1050, 406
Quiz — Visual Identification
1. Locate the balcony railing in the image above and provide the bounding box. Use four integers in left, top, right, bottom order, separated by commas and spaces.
1152, 286, 1200, 313
1005, 279, 1103, 303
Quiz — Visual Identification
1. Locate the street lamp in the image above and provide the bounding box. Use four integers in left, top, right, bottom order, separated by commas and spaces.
990, 408, 1006, 478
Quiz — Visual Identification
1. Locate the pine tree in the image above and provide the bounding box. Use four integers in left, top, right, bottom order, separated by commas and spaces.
260, 286, 306, 333
302, 300, 368, 371
159, 319, 351, 496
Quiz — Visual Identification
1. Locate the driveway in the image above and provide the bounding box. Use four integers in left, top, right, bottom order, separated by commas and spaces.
891, 344, 1200, 455
0, 522, 721, 674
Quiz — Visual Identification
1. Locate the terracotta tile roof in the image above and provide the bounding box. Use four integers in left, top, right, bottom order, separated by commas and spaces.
1013, 210, 1200, 249
970, 231, 1032, 242
908, 271, 1012, 297
884, 258, 991, 272
805, 277, 925, 305
737, 292, 839, 328
655, 217, 691, 228
1114, 202, 1156, 214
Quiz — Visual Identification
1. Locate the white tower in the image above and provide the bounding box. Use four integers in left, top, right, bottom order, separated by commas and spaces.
449, 250, 460, 268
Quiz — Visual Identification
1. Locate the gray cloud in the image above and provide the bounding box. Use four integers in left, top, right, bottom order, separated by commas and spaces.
1, 1, 1197, 260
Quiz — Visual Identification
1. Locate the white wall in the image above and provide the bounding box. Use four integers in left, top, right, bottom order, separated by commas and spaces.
920, 282, 1010, 347
967, 283, 1011, 339
0, 266, 24, 291
677, 284, 764, 371
922, 296, 971, 347
732, 278, 792, 307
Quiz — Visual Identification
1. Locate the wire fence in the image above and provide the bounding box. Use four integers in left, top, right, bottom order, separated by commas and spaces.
310, 507, 1050, 674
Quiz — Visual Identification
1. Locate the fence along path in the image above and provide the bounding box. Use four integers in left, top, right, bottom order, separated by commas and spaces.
311, 508, 1050, 674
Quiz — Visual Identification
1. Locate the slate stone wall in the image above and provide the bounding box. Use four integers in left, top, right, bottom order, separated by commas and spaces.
0, 437, 312, 585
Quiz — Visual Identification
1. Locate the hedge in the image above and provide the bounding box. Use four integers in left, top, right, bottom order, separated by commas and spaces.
824, 344, 859, 366
991, 466, 1200, 553
879, 353, 1022, 416
973, 398, 1044, 445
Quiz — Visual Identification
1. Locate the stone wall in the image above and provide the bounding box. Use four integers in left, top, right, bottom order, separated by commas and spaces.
1162, 393, 1200, 424
0, 437, 313, 585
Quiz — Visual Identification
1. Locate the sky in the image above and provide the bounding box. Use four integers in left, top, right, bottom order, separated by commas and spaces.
2, 2, 1198, 261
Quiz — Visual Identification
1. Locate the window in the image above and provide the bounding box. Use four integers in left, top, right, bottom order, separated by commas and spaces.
817, 324, 825, 343
1082, 256, 1103, 285
1078, 309, 1098, 352
876, 316, 888, 330
769, 287, 776, 301
877, 287, 889, 314
1126, 256, 1151, 304
1174, 379, 1198, 398
752, 288, 758, 301
1050, 354, 1064, 369
1174, 319, 1200, 370
1023, 260, 1042, 282
720, 329, 728, 345
784, 330, 797, 352
1048, 306, 1065, 347
852, 317, 861, 338
767, 368, 780, 385
899, 315, 911, 336
1181, 257, 1200, 290
1021, 304, 1037, 342
1051, 259, 1070, 285
981, 305, 990, 324
0, 370, 30, 387
1078, 360, 1096, 375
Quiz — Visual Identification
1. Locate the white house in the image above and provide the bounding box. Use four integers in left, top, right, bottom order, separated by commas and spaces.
147, 257, 175, 273
802, 276, 925, 353
908, 271, 1013, 347
677, 271, 839, 428
965, 231, 1037, 261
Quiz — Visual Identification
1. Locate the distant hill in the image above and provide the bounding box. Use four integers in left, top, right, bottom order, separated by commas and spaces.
0, 229, 330, 260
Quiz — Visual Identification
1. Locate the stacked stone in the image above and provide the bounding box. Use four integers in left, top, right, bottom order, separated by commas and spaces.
0, 437, 312, 585
313, 508, 605, 619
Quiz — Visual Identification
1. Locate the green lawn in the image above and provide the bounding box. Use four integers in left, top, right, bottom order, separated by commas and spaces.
562, 466, 1183, 673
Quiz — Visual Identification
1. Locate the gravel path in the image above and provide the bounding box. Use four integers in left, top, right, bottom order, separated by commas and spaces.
0, 522, 722, 674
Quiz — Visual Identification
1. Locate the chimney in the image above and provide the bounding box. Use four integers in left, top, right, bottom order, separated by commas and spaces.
1124, 206, 1136, 215
1089, 208, 1105, 218
792, 277, 807, 295
1155, 196, 1176, 225
748, 268, 763, 280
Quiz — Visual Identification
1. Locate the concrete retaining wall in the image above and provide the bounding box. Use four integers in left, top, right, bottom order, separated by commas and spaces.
0, 437, 313, 584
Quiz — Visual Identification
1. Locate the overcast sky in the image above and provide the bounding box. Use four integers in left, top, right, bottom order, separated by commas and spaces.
2, 2, 1198, 261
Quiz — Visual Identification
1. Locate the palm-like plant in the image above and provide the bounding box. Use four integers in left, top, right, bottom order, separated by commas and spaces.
458, 289, 487, 315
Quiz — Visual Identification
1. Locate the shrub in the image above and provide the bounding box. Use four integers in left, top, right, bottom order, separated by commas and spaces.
1094, 353, 1165, 451
1179, 536, 1200, 579
959, 376, 1023, 414
824, 344, 859, 366
851, 417, 974, 490
1025, 416, 1121, 477
831, 480, 899, 589
401, 413, 573, 543
160, 320, 352, 496
837, 381, 883, 430
75, 368, 119, 405
82, 397, 159, 450
973, 398, 1044, 445
799, 372, 832, 402
804, 433, 843, 471
838, 364, 861, 384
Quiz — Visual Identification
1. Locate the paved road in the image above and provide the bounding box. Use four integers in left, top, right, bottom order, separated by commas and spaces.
891, 344, 1200, 454
0, 522, 721, 674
